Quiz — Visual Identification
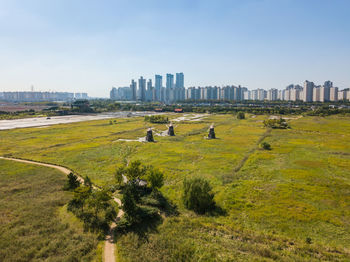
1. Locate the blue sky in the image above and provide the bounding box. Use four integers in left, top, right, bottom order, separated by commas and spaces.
1, 0, 349, 97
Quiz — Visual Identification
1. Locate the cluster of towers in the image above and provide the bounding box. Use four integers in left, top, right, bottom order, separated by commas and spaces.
110, 73, 185, 103
110, 77, 350, 104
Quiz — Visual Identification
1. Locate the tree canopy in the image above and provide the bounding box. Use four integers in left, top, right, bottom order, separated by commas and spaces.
183, 178, 215, 214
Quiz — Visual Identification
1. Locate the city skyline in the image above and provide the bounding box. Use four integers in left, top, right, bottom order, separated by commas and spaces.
1, 0, 350, 97
109, 74, 350, 103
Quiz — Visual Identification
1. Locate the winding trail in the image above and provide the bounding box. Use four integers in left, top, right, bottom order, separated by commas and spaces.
0, 156, 122, 262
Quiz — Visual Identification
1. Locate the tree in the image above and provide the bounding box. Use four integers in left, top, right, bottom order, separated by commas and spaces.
72, 186, 91, 212
237, 111, 245, 119
147, 167, 164, 191
63, 172, 80, 190
260, 142, 271, 150
183, 178, 215, 214
115, 166, 125, 185
263, 118, 290, 129
124, 160, 147, 182
84, 175, 93, 188
88, 190, 112, 219
122, 184, 138, 223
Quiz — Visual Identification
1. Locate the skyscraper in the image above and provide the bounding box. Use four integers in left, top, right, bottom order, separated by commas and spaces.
166, 74, 174, 103
166, 74, 174, 89
175, 73, 184, 88
130, 79, 137, 101
146, 79, 153, 101
155, 75, 162, 101
138, 76, 146, 101
110, 87, 117, 100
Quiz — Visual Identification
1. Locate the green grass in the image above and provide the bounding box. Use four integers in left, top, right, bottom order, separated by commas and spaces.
1, 113, 350, 261
0, 159, 100, 262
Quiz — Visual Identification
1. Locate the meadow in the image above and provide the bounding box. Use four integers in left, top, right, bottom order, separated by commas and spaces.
0, 113, 349, 261
0, 159, 102, 262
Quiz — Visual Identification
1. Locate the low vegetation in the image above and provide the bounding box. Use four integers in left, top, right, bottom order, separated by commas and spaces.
115, 161, 176, 233
237, 111, 245, 119
1, 114, 350, 261
0, 160, 100, 262
260, 141, 271, 150
144, 115, 169, 123
63, 172, 81, 190
263, 118, 290, 129
64, 174, 118, 238
182, 177, 215, 214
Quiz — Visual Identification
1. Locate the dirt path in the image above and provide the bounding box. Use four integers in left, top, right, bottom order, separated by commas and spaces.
0, 156, 122, 262
233, 128, 272, 173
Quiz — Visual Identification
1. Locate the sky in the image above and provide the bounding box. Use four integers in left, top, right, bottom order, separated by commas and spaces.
0, 0, 350, 97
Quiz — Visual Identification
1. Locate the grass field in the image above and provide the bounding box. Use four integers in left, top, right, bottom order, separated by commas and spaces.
0, 159, 101, 262
1, 113, 349, 261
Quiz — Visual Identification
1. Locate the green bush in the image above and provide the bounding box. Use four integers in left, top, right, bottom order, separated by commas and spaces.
144, 115, 169, 123
263, 118, 290, 129
237, 111, 245, 119
67, 187, 117, 236
147, 167, 164, 191
63, 172, 80, 190
261, 142, 271, 150
183, 178, 215, 214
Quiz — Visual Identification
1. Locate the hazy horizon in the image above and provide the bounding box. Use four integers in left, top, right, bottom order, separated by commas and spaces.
1, 0, 350, 97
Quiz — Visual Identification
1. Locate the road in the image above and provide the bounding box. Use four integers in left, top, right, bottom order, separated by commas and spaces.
0, 111, 159, 130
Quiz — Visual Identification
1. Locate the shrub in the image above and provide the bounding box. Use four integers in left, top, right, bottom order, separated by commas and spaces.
183, 178, 215, 214
237, 111, 245, 119
63, 172, 80, 190
261, 142, 271, 150
147, 167, 164, 191
144, 115, 169, 124
306, 237, 312, 244
122, 184, 138, 223
67, 186, 117, 235
263, 118, 290, 129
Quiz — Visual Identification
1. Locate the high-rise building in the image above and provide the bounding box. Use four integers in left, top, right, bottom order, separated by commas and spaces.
251, 89, 258, 100
290, 86, 302, 101
330, 87, 338, 101
2, 91, 75, 102
155, 75, 162, 101
303, 80, 314, 102
146, 79, 153, 101
165, 74, 174, 103
257, 89, 266, 101
267, 88, 278, 101
324, 81, 333, 89
243, 90, 251, 100
175, 73, 184, 89
338, 89, 349, 101
110, 87, 117, 100
313, 86, 321, 102
130, 79, 137, 101
319, 81, 332, 102
166, 74, 174, 89
138, 77, 146, 101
